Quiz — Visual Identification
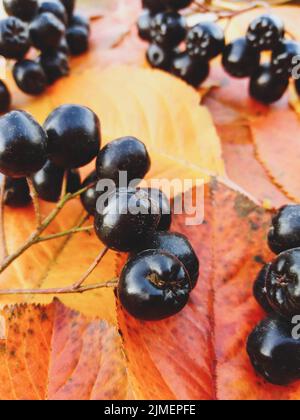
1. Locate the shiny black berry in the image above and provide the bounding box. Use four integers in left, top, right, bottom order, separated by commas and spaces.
272, 39, 300, 78
31, 160, 80, 202
171, 53, 209, 87
137, 9, 153, 42
247, 315, 300, 385
38, 0, 67, 25
39, 51, 70, 84
186, 22, 225, 61
3, 0, 38, 22
66, 25, 89, 56
4, 177, 31, 207
165, 0, 193, 10
249, 63, 289, 104
146, 43, 173, 71
222, 37, 260, 78
136, 231, 199, 289
0, 17, 30, 59
29, 12, 65, 51
142, 0, 165, 13
265, 248, 300, 319
44, 104, 101, 169
70, 14, 90, 33
0, 81, 11, 114
96, 136, 150, 187
58, 0, 74, 19
55, 36, 70, 55
94, 188, 161, 252
118, 249, 191, 321
268, 205, 300, 254
296, 78, 300, 97
143, 188, 172, 231
246, 14, 284, 52
80, 170, 98, 215
150, 11, 186, 49
253, 264, 273, 314
13, 59, 47, 95
0, 110, 48, 178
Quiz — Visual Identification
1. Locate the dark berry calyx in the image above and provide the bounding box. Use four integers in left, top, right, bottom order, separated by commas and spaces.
186, 22, 225, 61
246, 14, 284, 51
150, 11, 186, 49
0, 17, 30, 59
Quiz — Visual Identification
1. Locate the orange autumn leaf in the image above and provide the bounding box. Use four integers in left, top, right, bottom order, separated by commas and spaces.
0, 299, 130, 400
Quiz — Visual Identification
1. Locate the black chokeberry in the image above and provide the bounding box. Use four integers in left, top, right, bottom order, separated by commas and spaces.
272, 39, 300, 78
247, 315, 300, 385
296, 78, 300, 97
246, 14, 284, 52
39, 51, 70, 84
137, 9, 153, 42
29, 12, 65, 51
38, 0, 68, 25
171, 53, 209, 87
265, 248, 300, 319
146, 43, 173, 71
165, 0, 193, 10
0, 17, 30, 59
268, 205, 300, 254
3, 0, 38, 22
0, 110, 48, 178
186, 22, 225, 61
249, 63, 289, 104
66, 25, 89, 56
55, 36, 70, 55
136, 231, 199, 289
13, 59, 47, 95
222, 37, 260, 78
253, 264, 273, 314
143, 188, 172, 231
44, 104, 101, 169
96, 136, 150, 187
0, 80, 11, 114
31, 160, 80, 202
4, 176, 31, 207
94, 188, 161, 252
70, 14, 90, 33
58, 0, 74, 19
80, 170, 98, 215
142, 0, 165, 13
118, 249, 191, 321
150, 11, 186, 49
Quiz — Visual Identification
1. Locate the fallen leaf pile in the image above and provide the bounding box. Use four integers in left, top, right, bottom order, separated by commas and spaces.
0, 0, 300, 400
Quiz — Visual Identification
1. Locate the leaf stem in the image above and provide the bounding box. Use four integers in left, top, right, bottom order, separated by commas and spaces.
37, 225, 94, 243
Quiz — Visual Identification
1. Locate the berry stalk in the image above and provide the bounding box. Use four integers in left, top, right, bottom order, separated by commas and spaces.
27, 177, 42, 227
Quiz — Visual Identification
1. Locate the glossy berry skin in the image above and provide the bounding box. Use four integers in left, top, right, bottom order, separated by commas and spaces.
39, 51, 70, 84
31, 160, 80, 203
146, 43, 173, 71
0, 17, 30, 59
249, 63, 289, 104
0, 81, 11, 114
272, 40, 300, 78
150, 11, 186, 49
94, 189, 161, 252
38, 1, 68, 25
0, 110, 48, 178
143, 188, 172, 231
222, 37, 260, 78
3, 0, 38, 22
4, 177, 31, 207
137, 9, 153, 42
165, 0, 193, 10
96, 136, 150, 187
80, 171, 98, 215
70, 14, 90, 33
265, 248, 300, 319
247, 315, 300, 385
142, 0, 165, 13
66, 25, 89, 56
246, 14, 284, 52
171, 53, 209, 87
296, 78, 300, 97
29, 12, 65, 51
136, 231, 199, 289
268, 205, 300, 254
58, 0, 75, 19
44, 104, 101, 169
119, 250, 191, 321
253, 264, 273, 314
13, 60, 47, 95
186, 22, 225, 61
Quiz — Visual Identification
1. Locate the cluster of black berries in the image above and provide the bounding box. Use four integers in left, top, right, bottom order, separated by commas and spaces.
138, 1, 300, 104
248, 205, 300, 386
0, 103, 199, 322
0, 0, 90, 109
